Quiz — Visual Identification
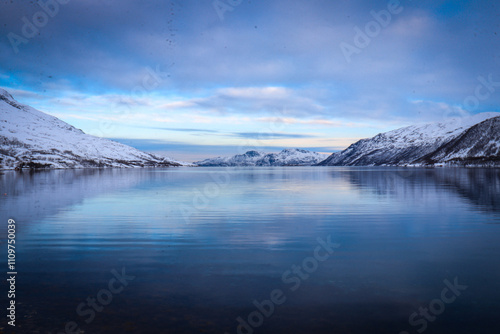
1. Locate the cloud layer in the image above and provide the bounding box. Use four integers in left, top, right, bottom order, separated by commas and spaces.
1, 0, 499, 160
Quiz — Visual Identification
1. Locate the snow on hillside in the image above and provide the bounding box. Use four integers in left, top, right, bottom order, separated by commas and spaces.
0, 88, 181, 169
379, 112, 500, 147
195, 150, 266, 167
256, 148, 328, 166
195, 148, 328, 167
318, 112, 500, 166
418, 116, 500, 166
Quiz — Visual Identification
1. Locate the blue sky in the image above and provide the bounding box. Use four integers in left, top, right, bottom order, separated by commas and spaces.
1, 0, 499, 162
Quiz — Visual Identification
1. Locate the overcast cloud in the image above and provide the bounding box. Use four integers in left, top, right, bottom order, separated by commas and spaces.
1, 0, 499, 161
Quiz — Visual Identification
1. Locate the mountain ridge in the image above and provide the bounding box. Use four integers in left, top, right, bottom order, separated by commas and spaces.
318, 113, 500, 167
195, 148, 328, 166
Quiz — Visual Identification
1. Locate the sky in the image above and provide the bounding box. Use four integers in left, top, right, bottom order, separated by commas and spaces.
0, 0, 499, 162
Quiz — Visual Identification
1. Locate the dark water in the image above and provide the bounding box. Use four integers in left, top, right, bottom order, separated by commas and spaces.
0, 167, 499, 334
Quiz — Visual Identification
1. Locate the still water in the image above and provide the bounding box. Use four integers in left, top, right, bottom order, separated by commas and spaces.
0, 167, 499, 333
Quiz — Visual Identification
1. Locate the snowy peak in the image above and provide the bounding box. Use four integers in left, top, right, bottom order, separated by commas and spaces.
0, 88, 27, 111
259, 148, 327, 166
319, 113, 500, 166
195, 149, 327, 167
243, 150, 265, 158
280, 148, 311, 155
0, 88, 15, 101
0, 88, 13, 100
194, 150, 266, 167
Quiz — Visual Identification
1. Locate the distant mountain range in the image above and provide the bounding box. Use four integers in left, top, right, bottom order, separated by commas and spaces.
195, 149, 328, 166
0, 88, 182, 169
318, 113, 500, 167
1, 88, 499, 169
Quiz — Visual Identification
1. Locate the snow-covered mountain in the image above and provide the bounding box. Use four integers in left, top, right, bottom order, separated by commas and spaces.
0, 88, 181, 169
318, 113, 500, 166
195, 149, 328, 166
418, 116, 500, 166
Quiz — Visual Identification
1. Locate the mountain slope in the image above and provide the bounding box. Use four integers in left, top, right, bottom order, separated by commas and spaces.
418, 116, 500, 166
195, 149, 327, 166
318, 113, 500, 166
0, 89, 181, 169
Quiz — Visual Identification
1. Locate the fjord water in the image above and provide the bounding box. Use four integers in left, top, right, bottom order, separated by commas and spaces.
1, 167, 499, 333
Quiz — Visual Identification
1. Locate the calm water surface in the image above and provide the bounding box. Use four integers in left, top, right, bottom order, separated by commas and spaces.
1, 167, 499, 333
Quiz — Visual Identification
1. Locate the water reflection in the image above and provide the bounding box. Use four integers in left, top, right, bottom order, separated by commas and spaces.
0, 167, 499, 333
2, 167, 499, 226
336, 168, 500, 215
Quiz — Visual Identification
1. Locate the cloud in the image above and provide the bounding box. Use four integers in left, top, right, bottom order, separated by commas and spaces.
161, 86, 327, 118
408, 99, 470, 122
256, 117, 362, 127
218, 87, 289, 99
131, 126, 316, 139
50, 113, 98, 121
138, 127, 220, 133
228, 132, 317, 140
